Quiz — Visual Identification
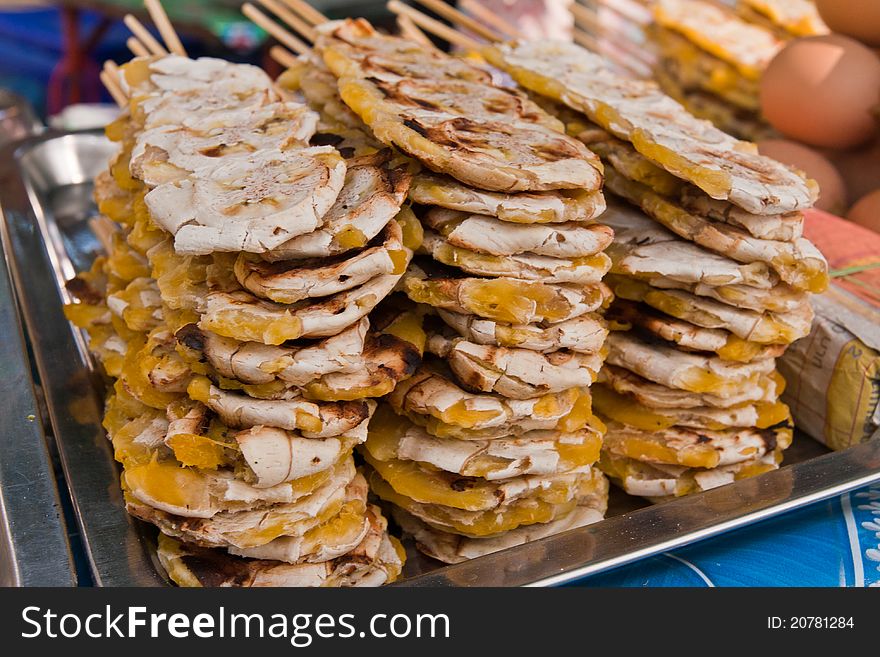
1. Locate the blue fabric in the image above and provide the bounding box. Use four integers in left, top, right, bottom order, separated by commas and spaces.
570, 483, 880, 587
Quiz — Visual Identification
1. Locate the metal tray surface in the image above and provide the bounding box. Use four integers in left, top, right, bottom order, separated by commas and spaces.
0, 178, 76, 586
1, 131, 878, 587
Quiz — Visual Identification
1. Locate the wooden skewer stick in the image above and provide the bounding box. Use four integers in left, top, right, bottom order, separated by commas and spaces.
243, 3, 311, 55
279, 0, 327, 26
572, 28, 599, 51
259, 0, 317, 42
103, 59, 121, 78
145, 0, 187, 56
126, 36, 151, 57
386, 1, 482, 51
100, 70, 127, 107
269, 44, 299, 68
459, 0, 524, 39
88, 215, 121, 254
123, 14, 167, 56
397, 15, 436, 49
410, 0, 500, 43
570, 2, 597, 31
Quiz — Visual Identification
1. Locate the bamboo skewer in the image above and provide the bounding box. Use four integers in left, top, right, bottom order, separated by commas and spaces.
279, 0, 327, 27
259, 0, 317, 42
88, 215, 121, 254
571, 2, 654, 70
397, 15, 436, 49
571, 2, 598, 31
572, 28, 599, 51
410, 0, 501, 43
101, 71, 127, 107
123, 14, 167, 56
459, 0, 524, 39
270, 44, 300, 68
386, 1, 482, 51
126, 36, 150, 57
243, 3, 312, 55
145, 0, 187, 55
101, 60, 127, 106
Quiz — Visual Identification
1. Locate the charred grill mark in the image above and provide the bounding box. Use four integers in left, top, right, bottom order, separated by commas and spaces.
176, 323, 206, 352
66, 276, 103, 305
310, 133, 345, 147
758, 428, 778, 452
182, 554, 252, 587
450, 477, 475, 491
403, 118, 429, 137
199, 145, 225, 158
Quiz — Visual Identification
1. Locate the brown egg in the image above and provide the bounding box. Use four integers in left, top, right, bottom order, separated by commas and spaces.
760, 35, 880, 149
822, 136, 880, 204
847, 189, 880, 233
757, 139, 848, 214
816, 0, 880, 47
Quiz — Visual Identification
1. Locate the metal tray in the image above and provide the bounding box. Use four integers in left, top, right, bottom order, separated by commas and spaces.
2, 131, 879, 587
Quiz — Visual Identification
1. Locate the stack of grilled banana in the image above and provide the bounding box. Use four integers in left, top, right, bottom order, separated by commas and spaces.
286, 18, 614, 564
485, 37, 828, 502
64, 53, 420, 586
648, 0, 783, 141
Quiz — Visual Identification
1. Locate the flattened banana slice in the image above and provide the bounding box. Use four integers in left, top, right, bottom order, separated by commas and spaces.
649, 25, 761, 112
365, 404, 602, 480
156, 507, 404, 587
423, 207, 614, 258
484, 40, 815, 214
301, 332, 422, 402
387, 366, 599, 439
106, 276, 164, 333
422, 229, 611, 284
653, 0, 782, 79
606, 168, 828, 292
200, 269, 406, 344
606, 332, 775, 395
736, 0, 828, 38
392, 486, 606, 564
317, 19, 603, 192
603, 199, 776, 288
593, 383, 792, 433
122, 444, 358, 519
234, 220, 408, 304
123, 56, 277, 131
609, 275, 813, 344
678, 185, 803, 242
362, 453, 591, 513
265, 161, 412, 262
426, 330, 602, 399
409, 172, 605, 224
601, 364, 786, 410
599, 448, 782, 500
186, 374, 374, 439
130, 101, 318, 186
145, 146, 346, 255
277, 54, 365, 130
648, 275, 809, 314
438, 309, 608, 354
608, 300, 787, 362
130, 471, 366, 552
175, 319, 369, 387
403, 262, 611, 324
576, 126, 683, 198
366, 463, 594, 536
